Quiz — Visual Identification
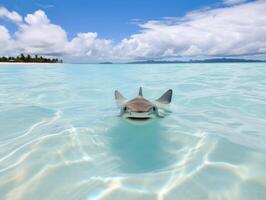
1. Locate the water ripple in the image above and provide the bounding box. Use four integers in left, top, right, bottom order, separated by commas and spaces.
0, 63, 266, 200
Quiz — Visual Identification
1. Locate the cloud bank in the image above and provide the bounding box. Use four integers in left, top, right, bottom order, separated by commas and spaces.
0, 0, 266, 61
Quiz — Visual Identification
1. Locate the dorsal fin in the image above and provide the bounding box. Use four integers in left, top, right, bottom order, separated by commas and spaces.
138, 87, 143, 96
156, 89, 172, 104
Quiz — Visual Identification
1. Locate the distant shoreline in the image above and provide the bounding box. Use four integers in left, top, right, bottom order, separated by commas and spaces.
0, 54, 63, 64
1, 59, 266, 65
0, 62, 63, 65
125, 58, 266, 64
98, 58, 266, 64
1, 61, 266, 65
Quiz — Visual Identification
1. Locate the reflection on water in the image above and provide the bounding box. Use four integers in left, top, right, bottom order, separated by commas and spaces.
109, 120, 176, 173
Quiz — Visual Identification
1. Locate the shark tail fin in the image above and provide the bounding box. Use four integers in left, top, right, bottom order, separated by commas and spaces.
156, 89, 172, 104
138, 87, 143, 96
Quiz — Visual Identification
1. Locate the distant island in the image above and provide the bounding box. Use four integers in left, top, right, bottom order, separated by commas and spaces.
95, 58, 266, 64
126, 58, 266, 64
99, 61, 113, 64
0, 54, 63, 63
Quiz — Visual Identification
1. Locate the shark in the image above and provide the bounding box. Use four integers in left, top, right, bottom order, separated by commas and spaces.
114, 87, 172, 121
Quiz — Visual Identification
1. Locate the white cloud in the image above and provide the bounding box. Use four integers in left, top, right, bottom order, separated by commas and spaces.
15, 10, 68, 55
115, 0, 266, 60
65, 32, 113, 59
0, 25, 19, 56
0, 1, 266, 61
0, 7, 22, 23
223, 0, 248, 6
0, 25, 14, 55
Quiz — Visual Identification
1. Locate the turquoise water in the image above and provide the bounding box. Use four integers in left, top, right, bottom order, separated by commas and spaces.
0, 63, 266, 200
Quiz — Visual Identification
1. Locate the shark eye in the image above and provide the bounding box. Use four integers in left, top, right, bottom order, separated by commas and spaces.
123, 107, 127, 111
152, 106, 156, 111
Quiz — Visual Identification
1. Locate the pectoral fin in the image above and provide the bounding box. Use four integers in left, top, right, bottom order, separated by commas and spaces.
115, 90, 126, 105
156, 89, 172, 104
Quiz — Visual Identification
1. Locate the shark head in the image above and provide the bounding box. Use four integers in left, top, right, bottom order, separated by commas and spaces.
115, 87, 172, 122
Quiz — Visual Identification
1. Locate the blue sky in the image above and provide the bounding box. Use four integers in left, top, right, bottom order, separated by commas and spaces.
1, 0, 220, 41
0, 0, 266, 62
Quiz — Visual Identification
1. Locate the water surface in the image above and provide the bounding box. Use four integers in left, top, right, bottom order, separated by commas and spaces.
0, 63, 266, 200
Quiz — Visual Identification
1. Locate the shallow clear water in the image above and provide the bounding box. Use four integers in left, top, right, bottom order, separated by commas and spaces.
0, 63, 266, 200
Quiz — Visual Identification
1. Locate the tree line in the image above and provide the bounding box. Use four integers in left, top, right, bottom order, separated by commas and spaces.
0, 54, 63, 63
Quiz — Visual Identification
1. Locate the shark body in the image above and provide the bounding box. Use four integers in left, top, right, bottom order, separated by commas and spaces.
115, 87, 172, 121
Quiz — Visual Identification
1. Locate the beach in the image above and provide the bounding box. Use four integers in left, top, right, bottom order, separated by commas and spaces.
0, 62, 62, 65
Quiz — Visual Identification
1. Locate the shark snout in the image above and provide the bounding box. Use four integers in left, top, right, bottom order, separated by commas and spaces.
121, 105, 158, 121
123, 105, 156, 113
